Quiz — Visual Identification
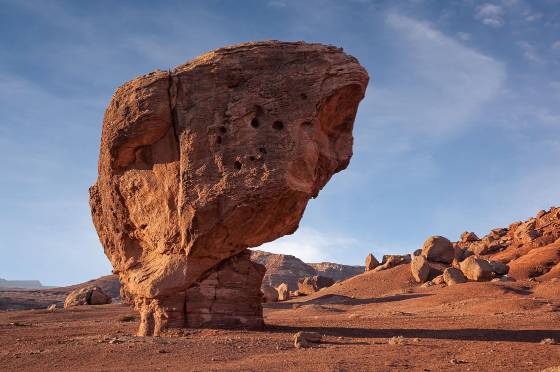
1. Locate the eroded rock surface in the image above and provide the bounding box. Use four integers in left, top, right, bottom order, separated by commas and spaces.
89, 41, 368, 335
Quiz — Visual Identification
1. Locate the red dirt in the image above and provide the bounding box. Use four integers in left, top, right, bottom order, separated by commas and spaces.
1, 267, 559, 371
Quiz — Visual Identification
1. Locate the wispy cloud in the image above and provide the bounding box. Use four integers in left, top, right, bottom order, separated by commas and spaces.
366, 13, 505, 143
517, 41, 542, 63
475, 3, 505, 27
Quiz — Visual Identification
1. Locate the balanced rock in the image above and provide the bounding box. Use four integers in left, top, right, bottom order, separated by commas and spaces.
365, 253, 380, 271
298, 275, 335, 295
421, 236, 454, 264
262, 286, 279, 303
89, 41, 368, 335
64, 286, 112, 308
410, 255, 430, 283
443, 267, 467, 286
276, 283, 290, 301
460, 256, 493, 281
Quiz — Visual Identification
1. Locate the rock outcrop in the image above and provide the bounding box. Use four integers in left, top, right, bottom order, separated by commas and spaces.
262, 286, 279, 303
297, 275, 335, 295
373, 254, 411, 272
456, 207, 560, 280
365, 253, 380, 271
410, 255, 430, 283
308, 262, 364, 281
276, 283, 290, 301
443, 267, 467, 286
459, 256, 494, 281
251, 250, 363, 290
89, 41, 368, 335
64, 286, 112, 308
422, 236, 454, 264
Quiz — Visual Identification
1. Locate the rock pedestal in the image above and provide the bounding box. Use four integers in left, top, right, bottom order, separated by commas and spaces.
89, 41, 368, 335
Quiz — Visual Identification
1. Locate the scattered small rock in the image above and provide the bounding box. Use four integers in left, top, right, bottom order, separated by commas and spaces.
540, 338, 557, 345
294, 331, 322, 348
387, 336, 405, 345
47, 304, 57, 312
118, 315, 136, 322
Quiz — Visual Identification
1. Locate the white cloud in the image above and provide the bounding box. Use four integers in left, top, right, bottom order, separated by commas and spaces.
456, 32, 471, 41
517, 41, 541, 63
256, 227, 361, 263
476, 3, 505, 27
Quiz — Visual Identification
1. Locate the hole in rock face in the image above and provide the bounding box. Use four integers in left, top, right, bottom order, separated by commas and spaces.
272, 120, 284, 130
300, 93, 308, 100
251, 118, 260, 128
249, 156, 256, 161
216, 136, 222, 144
234, 161, 242, 170
219, 126, 227, 134
258, 147, 267, 154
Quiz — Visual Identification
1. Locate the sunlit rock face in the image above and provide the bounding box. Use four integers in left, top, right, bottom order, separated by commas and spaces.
89, 40, 369, 335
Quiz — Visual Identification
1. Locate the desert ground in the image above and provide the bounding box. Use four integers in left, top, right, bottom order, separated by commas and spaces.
1, 265, 559, 371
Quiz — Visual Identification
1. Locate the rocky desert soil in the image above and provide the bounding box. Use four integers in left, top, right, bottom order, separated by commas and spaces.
1, 264, 559, 371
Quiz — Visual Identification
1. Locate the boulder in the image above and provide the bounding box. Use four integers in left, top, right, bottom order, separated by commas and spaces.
88, 41, 368, 335
460, 231, 479, 242
432, 275, 445, 285
410, 255, 430, 283
443, 267, 467, 286
297, 275, 335, 295
488, 261, 509, 276
412, 249, 423, 257
64, 286, 112, 308
459, 256, 493, 281
262, 286, 279, 303
276, 283, 290, 301
421, 236, 454, 264
373, 255, 411, 272
365, 253, 380, 271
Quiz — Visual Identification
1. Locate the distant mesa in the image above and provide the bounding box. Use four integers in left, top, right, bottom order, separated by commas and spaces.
0, 278, 45, 290
88, 40, 369, 335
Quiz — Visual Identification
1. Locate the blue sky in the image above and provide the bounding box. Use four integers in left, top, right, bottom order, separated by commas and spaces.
1, 0, 559, 285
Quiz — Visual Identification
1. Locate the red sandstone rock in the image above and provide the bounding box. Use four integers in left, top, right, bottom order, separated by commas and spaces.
250, 251, 362, 290
365, 253, 380, 271
89, 41, 368, 335
459, 256, 493, 281
276, 283, 290, 301
410, 255, 430, 283
421, 236, 454, 264
460, 231, 479, 242
297, 275, 335, 295
64, 286, 112, 308
262, 286, 279, 303
443, 267, 467, 286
